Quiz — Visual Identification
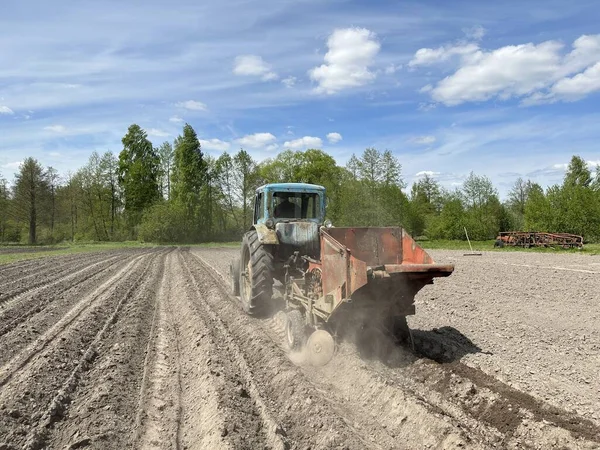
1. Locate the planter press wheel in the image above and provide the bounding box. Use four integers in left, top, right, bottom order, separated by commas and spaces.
285, 310, 306, 351
306, 329, 335, 366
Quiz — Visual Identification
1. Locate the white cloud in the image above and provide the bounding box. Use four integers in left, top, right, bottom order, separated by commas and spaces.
176, 100, 207, 111
233, 55, 278, 81
0, 106, 14, 115
463, 25, 486, 41
384, 64, 400, 75
235, 132, 277, 149
309, 27, 380, 94
550, 62, 600, 99
169, 116, 184, 123
2, 161, 23, 169
44, 125, 67, 132
326, 132, 342, 144
553, 160, 600, 171
147, 128, 170, 137
199, 138, 230, 152
408, 43, 479, 67
282, 76, 297, 88
283, 136, 323, 150
411, 135, 436, 145
418, 102, 437, 112
416, 170, 441, 177
412, 34, 600, 106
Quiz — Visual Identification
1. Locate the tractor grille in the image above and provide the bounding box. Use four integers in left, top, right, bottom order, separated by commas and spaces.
276, 221, 320, 258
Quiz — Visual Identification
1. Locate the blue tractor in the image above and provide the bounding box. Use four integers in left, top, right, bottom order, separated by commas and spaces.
230, 182, 454, 366
230, 182, 327, 312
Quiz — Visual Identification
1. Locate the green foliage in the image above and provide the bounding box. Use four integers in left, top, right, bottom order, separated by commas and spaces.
3, 128, 600, 246
138, 201, 188, 243
522, 156, 600, 242
13, 157, 50, 244
118, 124, 162, 231
336, 148, 408, 227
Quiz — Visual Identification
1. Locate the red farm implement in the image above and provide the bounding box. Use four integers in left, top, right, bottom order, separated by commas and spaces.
494, 231, 583, 249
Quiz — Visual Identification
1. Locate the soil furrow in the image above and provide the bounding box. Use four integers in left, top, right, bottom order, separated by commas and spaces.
0, 252, 156, 447
0, 252, 132, 340
193, 247, 600, 450
0, 250, 131, 301
178, 250, 279, 450
133, 250, 184, 450
42, 248, 170, 450
0, 252, 102, 283
184, 250, 391, 450
24, 249, 168, 450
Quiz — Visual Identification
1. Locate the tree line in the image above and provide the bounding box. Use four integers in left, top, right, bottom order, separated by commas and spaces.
1, 123, 599, 244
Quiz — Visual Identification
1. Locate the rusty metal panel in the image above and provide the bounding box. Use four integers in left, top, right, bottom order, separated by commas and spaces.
384, 264, 454, 275
318, 232, 349, 313
326, 227, 403, 266
310, 227, 455, 323
401, 229, 434, 264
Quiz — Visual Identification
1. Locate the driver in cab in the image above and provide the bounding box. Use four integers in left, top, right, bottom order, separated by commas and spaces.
274, 195, 296, 218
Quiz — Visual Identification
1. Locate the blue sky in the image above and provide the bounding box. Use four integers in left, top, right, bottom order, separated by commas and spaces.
1, 0, 599, 198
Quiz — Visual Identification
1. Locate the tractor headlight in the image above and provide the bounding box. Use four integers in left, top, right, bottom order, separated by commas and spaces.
324, 219, 333, 229
265, 218, 275, 229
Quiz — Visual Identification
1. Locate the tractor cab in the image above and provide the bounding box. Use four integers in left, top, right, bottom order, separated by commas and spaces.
251, 183, 327, 261
253, 183, 326, 226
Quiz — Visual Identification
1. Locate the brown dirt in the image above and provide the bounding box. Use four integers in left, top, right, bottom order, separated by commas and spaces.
0, 246, 598, 449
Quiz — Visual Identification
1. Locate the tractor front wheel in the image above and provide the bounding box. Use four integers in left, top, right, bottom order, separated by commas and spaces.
239, 231, 274, 317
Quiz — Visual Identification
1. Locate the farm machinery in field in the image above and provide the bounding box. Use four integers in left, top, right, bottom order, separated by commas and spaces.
494, 231, 584, 249
230, 183, 454, 366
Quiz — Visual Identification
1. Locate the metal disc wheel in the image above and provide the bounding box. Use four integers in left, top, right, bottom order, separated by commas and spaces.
285, 310, 306, 351
306, 329, 335, 366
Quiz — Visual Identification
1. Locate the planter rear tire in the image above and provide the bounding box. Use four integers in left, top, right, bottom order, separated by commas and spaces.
286, 310, 306, 350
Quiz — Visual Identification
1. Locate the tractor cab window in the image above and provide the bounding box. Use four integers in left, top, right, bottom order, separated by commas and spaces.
272, 192, 320, 219
254, 192, 264, 221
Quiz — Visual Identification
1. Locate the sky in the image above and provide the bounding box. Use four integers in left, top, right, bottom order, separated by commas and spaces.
1, 0, 600, 198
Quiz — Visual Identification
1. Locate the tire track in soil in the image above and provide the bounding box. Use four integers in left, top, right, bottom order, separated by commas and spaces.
183, 249, 398, 450
191, 250, 482, 450
133, 250, 184, 450
0, 251, 136, 344
176, 250, 281, 450
37, 248, 172, 450
193, 248, 600, 450
0, 250, 162, 449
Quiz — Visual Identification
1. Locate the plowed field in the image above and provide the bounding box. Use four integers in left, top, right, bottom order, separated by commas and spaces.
0, 247, 598, 449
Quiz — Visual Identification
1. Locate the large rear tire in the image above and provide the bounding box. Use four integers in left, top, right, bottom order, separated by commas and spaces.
239, 230, 274, 317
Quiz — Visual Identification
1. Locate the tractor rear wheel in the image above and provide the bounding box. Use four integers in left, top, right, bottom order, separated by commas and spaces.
239, 230, 274, 317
